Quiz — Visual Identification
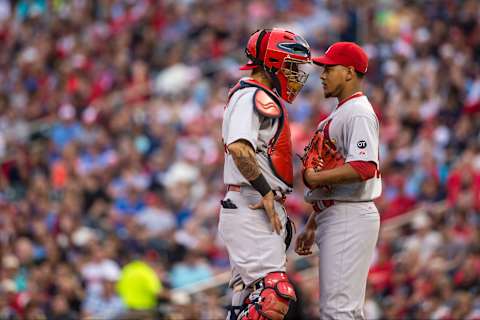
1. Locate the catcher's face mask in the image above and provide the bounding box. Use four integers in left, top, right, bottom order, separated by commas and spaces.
280, 58, 310, 103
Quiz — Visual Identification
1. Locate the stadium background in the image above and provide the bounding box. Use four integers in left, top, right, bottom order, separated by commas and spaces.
0, 0, 479, 319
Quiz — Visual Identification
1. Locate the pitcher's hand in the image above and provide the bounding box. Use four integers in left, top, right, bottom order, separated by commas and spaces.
249, 191, 282, 235
295, 227, 315, 255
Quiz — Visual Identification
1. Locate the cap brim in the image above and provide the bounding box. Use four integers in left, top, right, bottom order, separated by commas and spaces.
312, 55, 338, 66
239, 63, 258, 71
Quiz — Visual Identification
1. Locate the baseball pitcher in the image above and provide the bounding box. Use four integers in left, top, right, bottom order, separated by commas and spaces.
295, 42, 382, 320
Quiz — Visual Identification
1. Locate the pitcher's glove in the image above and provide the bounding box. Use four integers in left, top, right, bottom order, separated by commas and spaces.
300, 129, 345, 189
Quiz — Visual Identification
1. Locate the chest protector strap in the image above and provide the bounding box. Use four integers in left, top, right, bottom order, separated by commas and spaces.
228, 79, 293, 187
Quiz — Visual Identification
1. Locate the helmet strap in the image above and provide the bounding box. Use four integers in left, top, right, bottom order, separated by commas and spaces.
266, 69, 282, 99
246, 29, 270, 67
254, 29, 267, 64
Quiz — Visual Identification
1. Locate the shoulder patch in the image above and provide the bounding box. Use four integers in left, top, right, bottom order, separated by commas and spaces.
253, 89, 282, 118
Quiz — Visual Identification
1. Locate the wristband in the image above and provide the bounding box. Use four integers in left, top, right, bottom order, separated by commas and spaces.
249, 174, 272, 197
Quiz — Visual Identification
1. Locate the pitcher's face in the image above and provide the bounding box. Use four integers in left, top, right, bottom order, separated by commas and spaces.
320, 65, 350, 98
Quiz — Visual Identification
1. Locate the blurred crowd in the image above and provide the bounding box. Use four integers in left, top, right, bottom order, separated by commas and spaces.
0, 0, 479, 319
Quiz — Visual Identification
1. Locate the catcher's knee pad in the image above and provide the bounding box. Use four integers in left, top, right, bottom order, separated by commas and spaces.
238, 272, 296, 320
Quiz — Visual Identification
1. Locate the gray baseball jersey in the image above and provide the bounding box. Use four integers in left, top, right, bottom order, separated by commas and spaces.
305, 93, 382, 202
306, 92, 381, 319
222, 84, 292, 193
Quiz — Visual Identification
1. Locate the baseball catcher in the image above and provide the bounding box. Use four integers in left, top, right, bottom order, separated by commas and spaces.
219, 28, 311, 320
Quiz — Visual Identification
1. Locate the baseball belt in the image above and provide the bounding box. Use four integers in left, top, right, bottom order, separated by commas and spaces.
226, 184, 287, 205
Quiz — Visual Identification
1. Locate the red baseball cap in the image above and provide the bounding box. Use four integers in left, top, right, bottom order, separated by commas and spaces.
239, 59, 258, 70
312, 42, 368, 74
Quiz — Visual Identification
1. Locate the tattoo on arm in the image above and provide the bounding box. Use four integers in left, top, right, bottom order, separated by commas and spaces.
228, 140, 260, 181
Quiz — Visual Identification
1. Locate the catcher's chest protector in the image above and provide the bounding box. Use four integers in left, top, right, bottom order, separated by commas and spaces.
228, 79, 293, 187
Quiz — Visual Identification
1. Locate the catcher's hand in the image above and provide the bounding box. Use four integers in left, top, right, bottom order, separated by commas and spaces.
249, 191, 282, 235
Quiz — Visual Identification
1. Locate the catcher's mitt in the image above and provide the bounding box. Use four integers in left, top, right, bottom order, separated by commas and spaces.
300, 129, 344, 189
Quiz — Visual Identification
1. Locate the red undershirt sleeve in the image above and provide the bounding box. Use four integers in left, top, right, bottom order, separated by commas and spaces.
348, 161, 377, 181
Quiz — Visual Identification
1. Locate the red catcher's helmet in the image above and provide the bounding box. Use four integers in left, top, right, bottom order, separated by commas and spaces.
240, 28, 311, 103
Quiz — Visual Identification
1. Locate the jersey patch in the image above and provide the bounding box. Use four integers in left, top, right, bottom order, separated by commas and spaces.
253, 89, 282, 118
357, 140, 367, 149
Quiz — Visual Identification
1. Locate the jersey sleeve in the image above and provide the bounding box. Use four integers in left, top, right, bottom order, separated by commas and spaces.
225, 91, 261, 149
344, 115, 379, 167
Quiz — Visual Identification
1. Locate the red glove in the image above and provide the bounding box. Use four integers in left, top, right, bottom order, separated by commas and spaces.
300, 129, 344, 189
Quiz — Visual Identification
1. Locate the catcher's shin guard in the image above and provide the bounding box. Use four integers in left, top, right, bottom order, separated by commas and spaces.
238, 272, 296, 320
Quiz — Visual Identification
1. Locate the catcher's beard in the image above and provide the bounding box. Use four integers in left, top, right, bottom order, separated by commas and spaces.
287, 80, 304, 97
